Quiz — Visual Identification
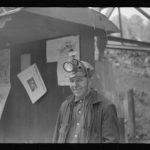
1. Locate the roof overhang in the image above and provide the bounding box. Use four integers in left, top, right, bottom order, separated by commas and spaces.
0, 7, 119, 49
24, 7, 119, 34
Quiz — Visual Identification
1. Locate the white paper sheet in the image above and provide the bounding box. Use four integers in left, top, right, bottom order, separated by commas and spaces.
21, 53, 31, 71
55, 35, 80, 86
46, 35, 79, 62
0, 48, 11, 119
17, 64, 47, 104
0, 86, 11, 119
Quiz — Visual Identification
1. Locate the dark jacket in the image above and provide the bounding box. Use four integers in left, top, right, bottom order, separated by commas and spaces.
52, 89, 120, 143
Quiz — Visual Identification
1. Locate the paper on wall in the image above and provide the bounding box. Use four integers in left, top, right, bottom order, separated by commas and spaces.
17, 64, 47, 104
0, 48, 11, 119
21, 53, 31, 71
46, 35, 79, 63
0, 86, 11, 119
55, 35, 80, 86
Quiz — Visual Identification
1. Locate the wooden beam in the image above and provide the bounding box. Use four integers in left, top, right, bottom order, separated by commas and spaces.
105, 7, 115, 18
0, 7, 22, 17
108, 36, 150, 47
118, 7, 123, 40
106, 44, 150, 52
135, 7, 150, 21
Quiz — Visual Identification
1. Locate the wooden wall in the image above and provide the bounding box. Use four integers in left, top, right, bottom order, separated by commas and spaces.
0, 22, 103, 143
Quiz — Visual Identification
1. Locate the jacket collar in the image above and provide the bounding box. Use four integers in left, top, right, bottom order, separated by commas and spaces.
91, 89, 104, 105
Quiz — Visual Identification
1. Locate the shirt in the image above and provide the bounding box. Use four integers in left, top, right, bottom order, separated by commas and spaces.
65, 99, 85, 143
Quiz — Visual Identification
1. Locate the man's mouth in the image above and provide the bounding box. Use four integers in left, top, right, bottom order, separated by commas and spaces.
73, 88, 81, 91
73, 89, 82, 93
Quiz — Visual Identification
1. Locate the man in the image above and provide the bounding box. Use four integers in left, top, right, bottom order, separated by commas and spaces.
53, 58, 120, 143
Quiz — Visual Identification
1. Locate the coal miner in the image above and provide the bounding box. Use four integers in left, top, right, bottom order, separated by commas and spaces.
53, 57, 120, 143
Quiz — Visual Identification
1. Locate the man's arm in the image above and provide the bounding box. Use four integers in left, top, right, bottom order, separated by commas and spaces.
101, 103, 120, 143
52, 109, 62, 143
52, 100, 69, 143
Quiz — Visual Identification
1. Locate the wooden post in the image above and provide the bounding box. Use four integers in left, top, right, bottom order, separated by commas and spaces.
127, 88, 136, 142
118, 92, 126, 143
118, 118, 125, 143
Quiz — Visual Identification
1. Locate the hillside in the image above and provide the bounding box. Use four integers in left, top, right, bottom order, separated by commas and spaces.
106, 51, 150, 143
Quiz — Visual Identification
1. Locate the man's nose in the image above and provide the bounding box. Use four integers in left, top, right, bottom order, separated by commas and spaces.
72, 81, 78, 87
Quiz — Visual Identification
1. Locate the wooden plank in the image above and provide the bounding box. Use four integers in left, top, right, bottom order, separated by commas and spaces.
127, 88, 136, 142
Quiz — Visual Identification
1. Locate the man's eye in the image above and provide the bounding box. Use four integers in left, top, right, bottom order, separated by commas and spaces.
70, 80, 74, 83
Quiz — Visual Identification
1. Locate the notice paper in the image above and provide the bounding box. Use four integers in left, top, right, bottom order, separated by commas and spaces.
17, 64, 47, 104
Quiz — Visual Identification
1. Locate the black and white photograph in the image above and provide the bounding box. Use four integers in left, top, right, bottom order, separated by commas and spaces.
0, 7, 150, 144
17, 64, 47, 104
27, 77, 38, 92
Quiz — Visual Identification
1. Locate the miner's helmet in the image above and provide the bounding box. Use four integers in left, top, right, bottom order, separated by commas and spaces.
63, 58, 94, 78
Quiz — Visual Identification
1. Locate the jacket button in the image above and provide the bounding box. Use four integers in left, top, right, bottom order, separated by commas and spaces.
78, 110, 81, 114
74, 134, 78, 138
77, 123, 80, 126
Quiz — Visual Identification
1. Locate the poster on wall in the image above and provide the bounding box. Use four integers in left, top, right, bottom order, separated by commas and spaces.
46, 35, 80, 62
0, 48, 11, 119
21, 53, 31, 71
17, 64, 47, 104
46, 35, 80, 85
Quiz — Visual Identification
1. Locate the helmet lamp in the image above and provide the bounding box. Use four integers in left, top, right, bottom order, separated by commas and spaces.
63, 61, 74, 72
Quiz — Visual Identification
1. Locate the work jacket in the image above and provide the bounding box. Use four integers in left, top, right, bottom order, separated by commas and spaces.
52, 89, 120, 143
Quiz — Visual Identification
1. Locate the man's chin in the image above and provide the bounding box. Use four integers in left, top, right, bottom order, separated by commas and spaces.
73, 91, 82, 97
74, 93, 81, 97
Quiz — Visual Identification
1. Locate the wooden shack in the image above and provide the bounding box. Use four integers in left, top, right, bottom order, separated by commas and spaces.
0, 8, 118, 143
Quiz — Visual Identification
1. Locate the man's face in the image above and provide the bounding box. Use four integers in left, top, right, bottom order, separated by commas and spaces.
69, 76, 88, 99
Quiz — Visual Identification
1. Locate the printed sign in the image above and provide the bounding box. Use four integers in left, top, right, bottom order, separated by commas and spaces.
46, 35, 79, 63
55, 35, 80, 86
0, 48, 10, 119
17, 64, 47, 103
